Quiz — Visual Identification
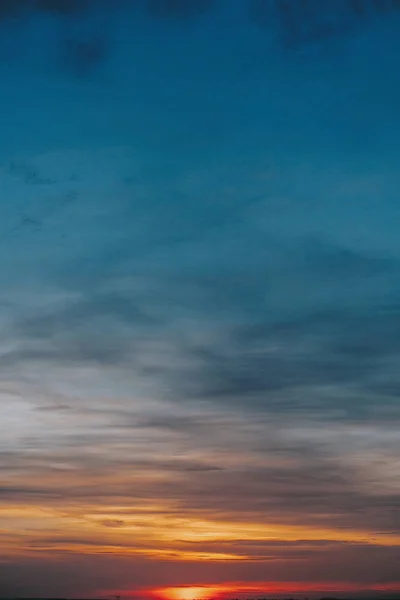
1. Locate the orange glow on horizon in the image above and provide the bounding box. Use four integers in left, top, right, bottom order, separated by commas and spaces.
149, 580, 400, 600
157, 586, 230, 600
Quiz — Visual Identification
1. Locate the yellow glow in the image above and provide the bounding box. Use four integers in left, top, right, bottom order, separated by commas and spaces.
158, 586, 228, 600
153, 581, 400, 599
1, 500, 399, 562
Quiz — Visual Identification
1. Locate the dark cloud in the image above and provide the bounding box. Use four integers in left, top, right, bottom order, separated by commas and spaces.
99, 519, 126, 527
2, 0, 399, 76
1, 288, 159, 368
249, 0, 400, 53
146, 0, 217, 20
175, 305, 400, 410
0, 0, 111, 77
59, 35, 110, 77
0, 0, 95, 20
36, 0, 95, 16
134, 452, 400, 533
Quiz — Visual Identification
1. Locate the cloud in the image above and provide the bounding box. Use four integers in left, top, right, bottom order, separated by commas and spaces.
248, 0, 400, 53
100, 519, 126, 527
4, 236, 400, 414
146, 0, 217, 20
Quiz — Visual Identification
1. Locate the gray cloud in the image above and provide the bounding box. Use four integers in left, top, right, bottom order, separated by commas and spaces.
4, 237, 400, 418
1, 412, 399, 534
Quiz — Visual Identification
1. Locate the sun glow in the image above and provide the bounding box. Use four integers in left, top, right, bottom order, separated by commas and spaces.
153, 581, 400, 600
158, 586, 227, 600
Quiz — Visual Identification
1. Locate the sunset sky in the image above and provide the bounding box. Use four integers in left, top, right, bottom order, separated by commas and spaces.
0, 1, 400, 598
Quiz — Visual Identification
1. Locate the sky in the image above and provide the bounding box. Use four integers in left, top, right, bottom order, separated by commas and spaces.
0, 1, 400, 598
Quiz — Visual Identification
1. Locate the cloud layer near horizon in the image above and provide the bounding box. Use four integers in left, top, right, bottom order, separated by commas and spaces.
0, 2, 400, 598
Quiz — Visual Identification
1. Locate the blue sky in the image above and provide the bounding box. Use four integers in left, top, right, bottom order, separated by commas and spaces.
0, 1, 400, 598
